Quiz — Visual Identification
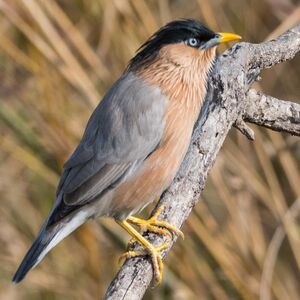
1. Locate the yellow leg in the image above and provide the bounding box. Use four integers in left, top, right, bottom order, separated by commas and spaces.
116, 206, 184, 285
116, 220, 166, 285
127, 205, 184, 239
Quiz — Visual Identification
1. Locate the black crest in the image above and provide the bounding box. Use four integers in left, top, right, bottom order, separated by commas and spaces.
128, 19, 216, 70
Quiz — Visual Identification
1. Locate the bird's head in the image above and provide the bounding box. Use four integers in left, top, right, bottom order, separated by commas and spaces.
128, 19, 241, 72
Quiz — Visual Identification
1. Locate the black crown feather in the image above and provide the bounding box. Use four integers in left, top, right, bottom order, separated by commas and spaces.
128, 19, 216, 70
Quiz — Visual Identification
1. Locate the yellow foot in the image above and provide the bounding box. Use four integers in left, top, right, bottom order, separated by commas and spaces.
117, 220, 169, 286
116, 206, 184, 286
127, 205, 184, 240
118, 241, 169, 281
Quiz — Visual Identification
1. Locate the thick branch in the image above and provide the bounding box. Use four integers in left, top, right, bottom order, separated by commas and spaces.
245, 89, 300, 136
104, 24, 300, 300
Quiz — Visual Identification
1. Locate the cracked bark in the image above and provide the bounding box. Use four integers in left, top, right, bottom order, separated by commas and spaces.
104, 25, 300, 300
245, 89, 300, 136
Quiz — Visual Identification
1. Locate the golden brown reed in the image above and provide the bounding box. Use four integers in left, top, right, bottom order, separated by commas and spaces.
0, 0, 299, 299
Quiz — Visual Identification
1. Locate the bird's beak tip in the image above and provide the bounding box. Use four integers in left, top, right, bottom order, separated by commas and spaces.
217, 32, 242, 43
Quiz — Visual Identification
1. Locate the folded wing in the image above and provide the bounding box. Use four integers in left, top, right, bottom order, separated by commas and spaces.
50, 72, 167, 223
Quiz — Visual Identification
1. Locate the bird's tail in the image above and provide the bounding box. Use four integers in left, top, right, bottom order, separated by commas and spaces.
12, 209, 89, 283
12, 228, 50, 283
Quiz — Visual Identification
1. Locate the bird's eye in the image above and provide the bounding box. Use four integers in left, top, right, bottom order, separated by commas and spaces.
187, 37, 199, 47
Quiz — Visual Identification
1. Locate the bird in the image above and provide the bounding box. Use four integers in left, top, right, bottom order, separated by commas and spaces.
12, 19, 241, 285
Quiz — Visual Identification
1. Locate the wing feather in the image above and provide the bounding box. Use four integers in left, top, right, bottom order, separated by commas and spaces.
56, 72, 167, 208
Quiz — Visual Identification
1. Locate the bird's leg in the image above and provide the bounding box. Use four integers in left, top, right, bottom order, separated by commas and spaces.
123, 205, 183, 254
116, 206, 184, 285
116, 219, 168, 285
127, 205, 184, 240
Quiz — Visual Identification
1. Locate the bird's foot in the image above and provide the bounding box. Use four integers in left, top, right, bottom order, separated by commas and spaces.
116, 206, 183, 285
118, 242, 168, 286
127, 205, 184, 240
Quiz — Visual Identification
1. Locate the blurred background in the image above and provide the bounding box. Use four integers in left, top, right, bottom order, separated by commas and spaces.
0, 0, 299, 299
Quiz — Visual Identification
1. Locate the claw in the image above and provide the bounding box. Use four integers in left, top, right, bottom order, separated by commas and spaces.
118, 244, 164, 286
118, 250, 145, 265
127, 205, 184, 240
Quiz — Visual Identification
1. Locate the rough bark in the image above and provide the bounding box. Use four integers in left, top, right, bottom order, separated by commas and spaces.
245, 89, 300, 136
104, 25, 300, 300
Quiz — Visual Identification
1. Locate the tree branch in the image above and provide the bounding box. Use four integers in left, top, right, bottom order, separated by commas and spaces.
245, 89, 300, 136
104, 24, 300, 300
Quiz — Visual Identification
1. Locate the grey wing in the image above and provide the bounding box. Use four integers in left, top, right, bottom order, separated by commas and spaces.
56, 72, 167, 208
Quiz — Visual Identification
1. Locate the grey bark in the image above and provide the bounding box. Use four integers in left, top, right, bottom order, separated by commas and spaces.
104, 25, 300, 300
245, 89, 300, 136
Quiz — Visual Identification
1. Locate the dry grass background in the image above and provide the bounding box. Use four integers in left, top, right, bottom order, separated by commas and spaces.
0, 0, 299, 299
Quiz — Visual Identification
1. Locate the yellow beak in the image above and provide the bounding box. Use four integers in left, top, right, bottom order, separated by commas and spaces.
217, 32, 242, 43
